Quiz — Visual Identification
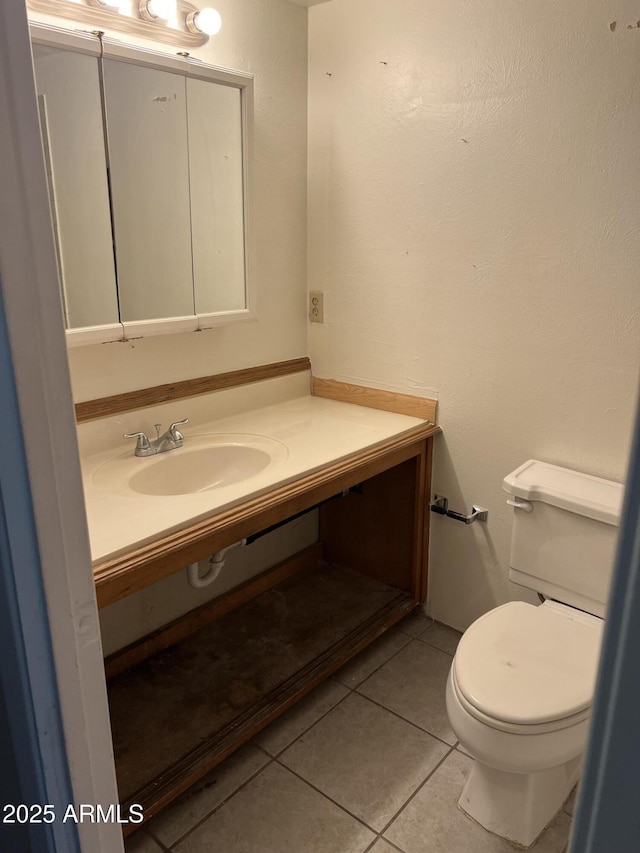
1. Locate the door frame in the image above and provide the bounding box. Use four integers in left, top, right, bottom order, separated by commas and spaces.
0, 2, 123, 851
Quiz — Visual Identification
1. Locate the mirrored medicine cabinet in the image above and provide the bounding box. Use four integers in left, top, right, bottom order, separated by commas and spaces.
30, 24, 254, 346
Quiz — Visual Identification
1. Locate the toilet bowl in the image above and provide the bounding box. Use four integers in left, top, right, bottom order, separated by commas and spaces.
443, 460, 623, 848
446, 600, 602, 847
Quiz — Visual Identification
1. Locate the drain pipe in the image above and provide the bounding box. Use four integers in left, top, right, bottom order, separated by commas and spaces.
187, 539, 247, 589
186, 486, 358, 589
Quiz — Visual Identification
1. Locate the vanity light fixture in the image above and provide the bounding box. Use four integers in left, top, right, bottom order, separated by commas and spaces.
27, 0, 222, 47
139, 0, 177, 22
186, 6, 222, 36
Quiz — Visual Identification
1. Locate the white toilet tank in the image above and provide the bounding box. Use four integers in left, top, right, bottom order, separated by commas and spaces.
503, 460, 624, 618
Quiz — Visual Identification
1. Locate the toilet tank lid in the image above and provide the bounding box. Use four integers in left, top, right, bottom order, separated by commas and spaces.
503, 460, 623, 526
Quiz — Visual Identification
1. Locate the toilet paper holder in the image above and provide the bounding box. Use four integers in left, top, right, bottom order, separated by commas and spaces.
430, 495, 488, 524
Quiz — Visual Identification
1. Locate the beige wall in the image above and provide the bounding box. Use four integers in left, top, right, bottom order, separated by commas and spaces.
308, 0, 640, 629
45, 0, 310, 402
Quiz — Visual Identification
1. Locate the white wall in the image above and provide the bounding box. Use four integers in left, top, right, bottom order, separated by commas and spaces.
308, 0, 640, 629
38, 0, 310, 402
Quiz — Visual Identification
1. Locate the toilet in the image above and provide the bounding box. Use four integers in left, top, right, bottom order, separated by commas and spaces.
445, 459, 624, 848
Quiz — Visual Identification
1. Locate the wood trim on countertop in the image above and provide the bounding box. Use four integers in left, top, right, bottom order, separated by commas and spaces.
94, 423, 440, 608
75, 357, 311, 423
312, 377, 437, 423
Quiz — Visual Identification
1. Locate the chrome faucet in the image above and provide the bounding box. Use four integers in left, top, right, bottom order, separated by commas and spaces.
124, 418, 189, 457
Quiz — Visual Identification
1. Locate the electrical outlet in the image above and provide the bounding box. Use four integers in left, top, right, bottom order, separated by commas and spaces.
309, 290, 324, 323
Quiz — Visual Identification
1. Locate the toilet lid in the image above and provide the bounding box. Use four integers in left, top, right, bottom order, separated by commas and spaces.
453, 601, 604, 725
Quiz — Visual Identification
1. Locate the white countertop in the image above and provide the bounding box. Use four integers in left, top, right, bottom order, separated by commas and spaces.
79, 392, 429, 565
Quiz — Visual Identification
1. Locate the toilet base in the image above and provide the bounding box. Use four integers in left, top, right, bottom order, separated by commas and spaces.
457, 755, 581, 848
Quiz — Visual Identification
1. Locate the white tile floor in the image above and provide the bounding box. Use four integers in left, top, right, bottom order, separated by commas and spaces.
125, 613, 574, 853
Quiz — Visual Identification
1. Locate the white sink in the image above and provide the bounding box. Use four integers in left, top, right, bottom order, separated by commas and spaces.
93, 434, 288, 497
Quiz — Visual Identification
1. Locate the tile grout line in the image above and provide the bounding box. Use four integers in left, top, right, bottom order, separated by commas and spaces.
253, 740, 275, 759
147, 674, 367, 849
338, 616, 455, 692
258, 684, 354, 760
375, 744, 458, 842
143, 828, 172, 852
157, 754, 277, 849
142, 615, 459, 852
264, 639, 456, 791
256, 614, 431, 761
414, 632, 461, 655
156, 691, 459, 853
259, 622, 458, 846
273, 755, 382, 837
363, 835, 407, 853
401, 615, 462, 642
261, 628, 457, 844
352, 687, 457, 750
334, 631, 416, 691
397, 618, 434, 640
157, 675, 376, 849
384, 840, 408, 853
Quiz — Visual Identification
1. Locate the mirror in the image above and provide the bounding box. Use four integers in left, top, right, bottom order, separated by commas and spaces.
31, 26, 253, 345
103, 59, 194, 322
32, 41, 119, 329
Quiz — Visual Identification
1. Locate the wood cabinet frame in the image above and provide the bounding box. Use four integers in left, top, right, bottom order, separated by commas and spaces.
101, 427, 438, 832
84, 368, 440, 832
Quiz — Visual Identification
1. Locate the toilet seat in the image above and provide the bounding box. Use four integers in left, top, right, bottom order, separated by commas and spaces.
453, 600, 603, 728
450, 667, 592, 736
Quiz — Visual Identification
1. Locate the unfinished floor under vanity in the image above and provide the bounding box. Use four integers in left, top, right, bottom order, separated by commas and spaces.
108, 561, 415, 820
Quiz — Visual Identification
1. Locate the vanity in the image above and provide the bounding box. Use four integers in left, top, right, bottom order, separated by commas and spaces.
28, 15, 440, 832
77, 362, 440, 831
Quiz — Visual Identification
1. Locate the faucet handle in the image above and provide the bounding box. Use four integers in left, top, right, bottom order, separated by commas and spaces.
124, 431, 151, 452
167, 417, 189, 441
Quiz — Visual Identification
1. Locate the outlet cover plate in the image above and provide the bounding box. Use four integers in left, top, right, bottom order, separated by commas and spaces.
309, 290, 324, 323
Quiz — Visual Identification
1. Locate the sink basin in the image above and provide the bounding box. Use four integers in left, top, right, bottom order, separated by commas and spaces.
92, 434, 288, 497
129, 444, 272, 496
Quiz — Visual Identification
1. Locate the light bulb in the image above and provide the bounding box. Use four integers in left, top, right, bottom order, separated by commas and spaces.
192, 7, 222, 36
145, 0, 177, 20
